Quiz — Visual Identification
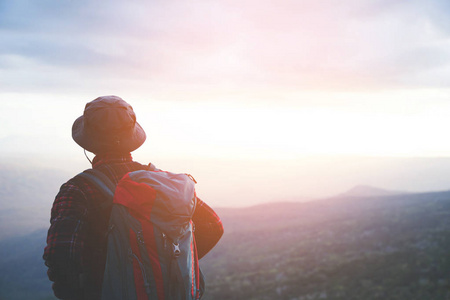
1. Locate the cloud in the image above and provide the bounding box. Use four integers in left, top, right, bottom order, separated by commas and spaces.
228, 0, 450, 89
1, 0, 450, 96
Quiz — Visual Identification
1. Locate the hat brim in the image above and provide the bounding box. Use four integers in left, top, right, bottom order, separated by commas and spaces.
72, 116, 146, 154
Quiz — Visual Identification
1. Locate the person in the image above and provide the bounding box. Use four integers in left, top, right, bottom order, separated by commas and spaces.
43, 95, 224, 300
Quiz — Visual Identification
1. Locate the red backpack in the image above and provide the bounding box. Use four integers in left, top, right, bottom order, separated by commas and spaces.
80, 168, 204, 300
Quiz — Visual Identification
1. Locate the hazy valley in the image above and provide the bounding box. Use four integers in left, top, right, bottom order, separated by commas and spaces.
0, 164, 449, 300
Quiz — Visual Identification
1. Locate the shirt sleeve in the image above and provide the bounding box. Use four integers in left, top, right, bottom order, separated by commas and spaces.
192, 198, 224, 259
43, 180, 89, 275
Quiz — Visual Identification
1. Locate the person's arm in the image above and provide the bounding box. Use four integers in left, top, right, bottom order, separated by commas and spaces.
43, 181, 88, 299
192, 198, 224, 259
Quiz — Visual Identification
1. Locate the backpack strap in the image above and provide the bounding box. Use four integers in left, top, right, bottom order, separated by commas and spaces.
78, 169, 116, 202
76, 169, 117, 297
79, 163, 156, 204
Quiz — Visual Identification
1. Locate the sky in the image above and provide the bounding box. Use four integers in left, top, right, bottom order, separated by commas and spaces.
2, 0, 450, 206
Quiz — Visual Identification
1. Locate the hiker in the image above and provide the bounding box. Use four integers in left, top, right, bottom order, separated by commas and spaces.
43, 96, 223, 300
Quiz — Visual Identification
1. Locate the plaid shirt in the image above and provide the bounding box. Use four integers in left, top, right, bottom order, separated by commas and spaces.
43, 153, 223, 299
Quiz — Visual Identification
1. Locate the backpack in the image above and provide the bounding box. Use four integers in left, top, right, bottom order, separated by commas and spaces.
79, 168, 204, 300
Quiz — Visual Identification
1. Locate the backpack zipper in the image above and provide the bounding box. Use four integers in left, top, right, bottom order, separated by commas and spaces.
162, 232, 167, 250
128, 248, 151, 295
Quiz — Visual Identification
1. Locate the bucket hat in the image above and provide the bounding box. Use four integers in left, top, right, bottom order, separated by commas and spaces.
72, 95, 146, 153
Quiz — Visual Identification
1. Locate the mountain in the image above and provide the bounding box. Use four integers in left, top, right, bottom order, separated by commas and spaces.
338, 184, 408, 198
200, 191, 450, 300
0, 229, 55, 300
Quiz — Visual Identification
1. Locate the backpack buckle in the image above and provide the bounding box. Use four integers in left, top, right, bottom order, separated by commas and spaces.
173, 243, 181, 258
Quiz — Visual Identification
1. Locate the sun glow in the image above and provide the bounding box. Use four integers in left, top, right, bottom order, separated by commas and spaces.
134, 91, 450, 160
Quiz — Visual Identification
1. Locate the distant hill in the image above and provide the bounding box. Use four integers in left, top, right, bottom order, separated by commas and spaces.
338, 184, 408, 198
0, 229, 54, 300
200, 190, 450, 300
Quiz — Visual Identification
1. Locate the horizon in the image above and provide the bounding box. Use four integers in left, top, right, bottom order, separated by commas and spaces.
3, 152, 450, 208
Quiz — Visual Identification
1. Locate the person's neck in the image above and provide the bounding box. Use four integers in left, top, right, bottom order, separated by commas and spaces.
92, 152, 133, 167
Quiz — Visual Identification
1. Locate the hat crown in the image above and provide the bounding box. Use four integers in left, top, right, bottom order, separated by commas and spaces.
84, 96, 136, 133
